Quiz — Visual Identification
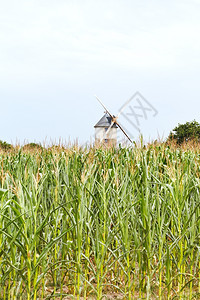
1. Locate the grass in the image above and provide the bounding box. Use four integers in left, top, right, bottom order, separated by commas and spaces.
0, 142, 200, 299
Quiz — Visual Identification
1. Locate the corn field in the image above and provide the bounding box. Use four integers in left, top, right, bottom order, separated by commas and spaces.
0, 144, 200, 299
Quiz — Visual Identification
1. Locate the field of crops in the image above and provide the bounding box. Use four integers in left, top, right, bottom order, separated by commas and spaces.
0, 144, 200, 299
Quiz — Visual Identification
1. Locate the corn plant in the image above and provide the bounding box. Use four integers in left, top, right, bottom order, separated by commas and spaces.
0, 144, 200, 298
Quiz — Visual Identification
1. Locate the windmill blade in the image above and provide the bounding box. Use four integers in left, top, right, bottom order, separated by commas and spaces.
106, 121, 115, 135
100, 121, 115, 142
116, 121, 132, 143
105, 121, 115, 138
95, 95, 113, 119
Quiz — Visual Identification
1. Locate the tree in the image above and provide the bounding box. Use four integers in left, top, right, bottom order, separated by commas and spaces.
168, 120, 200, 144
22, 143, 43, 151
0, 140, 13, 151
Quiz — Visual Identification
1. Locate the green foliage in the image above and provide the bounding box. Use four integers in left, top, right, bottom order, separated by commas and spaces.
0, 146, 200, 298
22, 142, 43, 151
169, 120, 200, 144
0, 140, 13, 151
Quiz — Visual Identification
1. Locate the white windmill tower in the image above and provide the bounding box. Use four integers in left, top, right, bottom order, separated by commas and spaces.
94, 96, 132, 146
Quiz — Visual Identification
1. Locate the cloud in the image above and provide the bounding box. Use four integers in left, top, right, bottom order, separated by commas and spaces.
0, 0, 200, 142
1, 0, 200, 79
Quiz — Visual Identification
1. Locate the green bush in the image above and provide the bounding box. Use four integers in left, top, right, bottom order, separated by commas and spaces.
168, 120, 200, 144
22, 143, 43, 151
0, 140, 13, 151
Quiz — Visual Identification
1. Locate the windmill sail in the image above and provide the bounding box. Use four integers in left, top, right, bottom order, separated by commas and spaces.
95, 96, 113, 119
95, 95, 133, 144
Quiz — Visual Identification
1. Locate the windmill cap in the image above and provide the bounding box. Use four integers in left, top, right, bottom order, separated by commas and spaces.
94, 113, 118, 128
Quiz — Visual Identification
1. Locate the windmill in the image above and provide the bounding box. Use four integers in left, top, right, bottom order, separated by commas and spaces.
94, 95, 133, 146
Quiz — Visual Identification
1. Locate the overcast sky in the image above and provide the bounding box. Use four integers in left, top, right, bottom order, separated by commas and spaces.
1, 0, 200, 145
